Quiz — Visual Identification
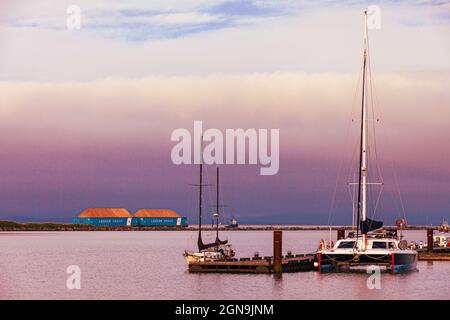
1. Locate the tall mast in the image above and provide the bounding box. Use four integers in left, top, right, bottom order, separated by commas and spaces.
356, 10, 369, 248
197, 136, 203, 250
362, 10, 368, 226
216, 166, 220, 240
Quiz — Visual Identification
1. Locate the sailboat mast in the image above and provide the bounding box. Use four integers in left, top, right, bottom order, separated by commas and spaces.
362, 10, 368, 225
356, 10, 369, 244
216, 166, 220, 240
198, 136, 203, 248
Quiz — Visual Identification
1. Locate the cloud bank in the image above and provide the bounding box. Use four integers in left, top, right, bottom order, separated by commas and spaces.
0, 72, 449, 224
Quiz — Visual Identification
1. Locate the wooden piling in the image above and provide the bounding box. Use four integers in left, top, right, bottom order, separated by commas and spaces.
273, 230, 282, 273
337, 228, 345, 240
427, 228, 434, 252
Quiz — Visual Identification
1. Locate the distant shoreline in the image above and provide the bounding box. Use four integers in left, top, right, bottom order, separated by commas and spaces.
0, 221, 438, 232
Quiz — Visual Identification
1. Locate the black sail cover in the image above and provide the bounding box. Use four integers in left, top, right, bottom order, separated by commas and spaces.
360, 218, 383, 234
198, 236, 218, 251
198, 236, 227, 251
215, 238, 228, 245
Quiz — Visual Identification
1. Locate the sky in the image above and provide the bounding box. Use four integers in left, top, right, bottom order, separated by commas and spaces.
0, 0, 449, 225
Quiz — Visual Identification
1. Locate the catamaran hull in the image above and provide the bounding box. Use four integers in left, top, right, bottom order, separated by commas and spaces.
315, 252, 418, 273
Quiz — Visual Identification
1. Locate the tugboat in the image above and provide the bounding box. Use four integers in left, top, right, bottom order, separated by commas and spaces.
314, 10, 417, 273
228, 216, 239, 228
183, 138, 235, 264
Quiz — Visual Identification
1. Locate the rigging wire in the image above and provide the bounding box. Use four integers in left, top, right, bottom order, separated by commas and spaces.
366, 42, 407, 222
202, 164, 216, 240
327, 58, 364, 228
218, 165, 226, 226
367, 34, 385, 188
367, 63, 384, 222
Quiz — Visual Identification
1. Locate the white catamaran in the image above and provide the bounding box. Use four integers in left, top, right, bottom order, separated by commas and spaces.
314, 10, 418, 273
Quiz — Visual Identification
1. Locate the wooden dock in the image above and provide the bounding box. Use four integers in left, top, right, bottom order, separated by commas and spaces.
417, 229, 450, 261
188, 254, 315, 273
418, 247, 450, 261
188, 230, 315, 273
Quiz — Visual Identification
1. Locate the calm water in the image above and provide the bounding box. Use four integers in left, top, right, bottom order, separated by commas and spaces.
0, 230, 448, 300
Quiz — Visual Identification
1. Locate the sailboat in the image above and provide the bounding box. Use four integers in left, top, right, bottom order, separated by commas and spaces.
314, 10, 418, 273
183, 138, 235, 264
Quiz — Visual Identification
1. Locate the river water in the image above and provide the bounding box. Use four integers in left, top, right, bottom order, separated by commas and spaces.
0, 230, 448, 299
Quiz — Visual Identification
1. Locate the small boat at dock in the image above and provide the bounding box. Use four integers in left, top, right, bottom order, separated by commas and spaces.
184, 137, 235, 264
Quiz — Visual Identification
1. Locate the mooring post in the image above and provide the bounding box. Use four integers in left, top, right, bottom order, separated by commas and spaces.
273, 230, 282, 273
427, 228, 434, 252
337, 228, 345, 240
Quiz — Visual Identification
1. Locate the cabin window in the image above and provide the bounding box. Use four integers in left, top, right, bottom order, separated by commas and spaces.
337, 241, 355, 249
388, 242, 395, 249
372, 241, 388, 249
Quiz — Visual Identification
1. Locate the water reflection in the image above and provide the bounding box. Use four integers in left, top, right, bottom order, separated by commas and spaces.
0, 230, 448, 299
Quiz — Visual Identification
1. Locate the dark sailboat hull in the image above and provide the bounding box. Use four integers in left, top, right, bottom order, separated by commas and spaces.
315, 251, 418, 273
